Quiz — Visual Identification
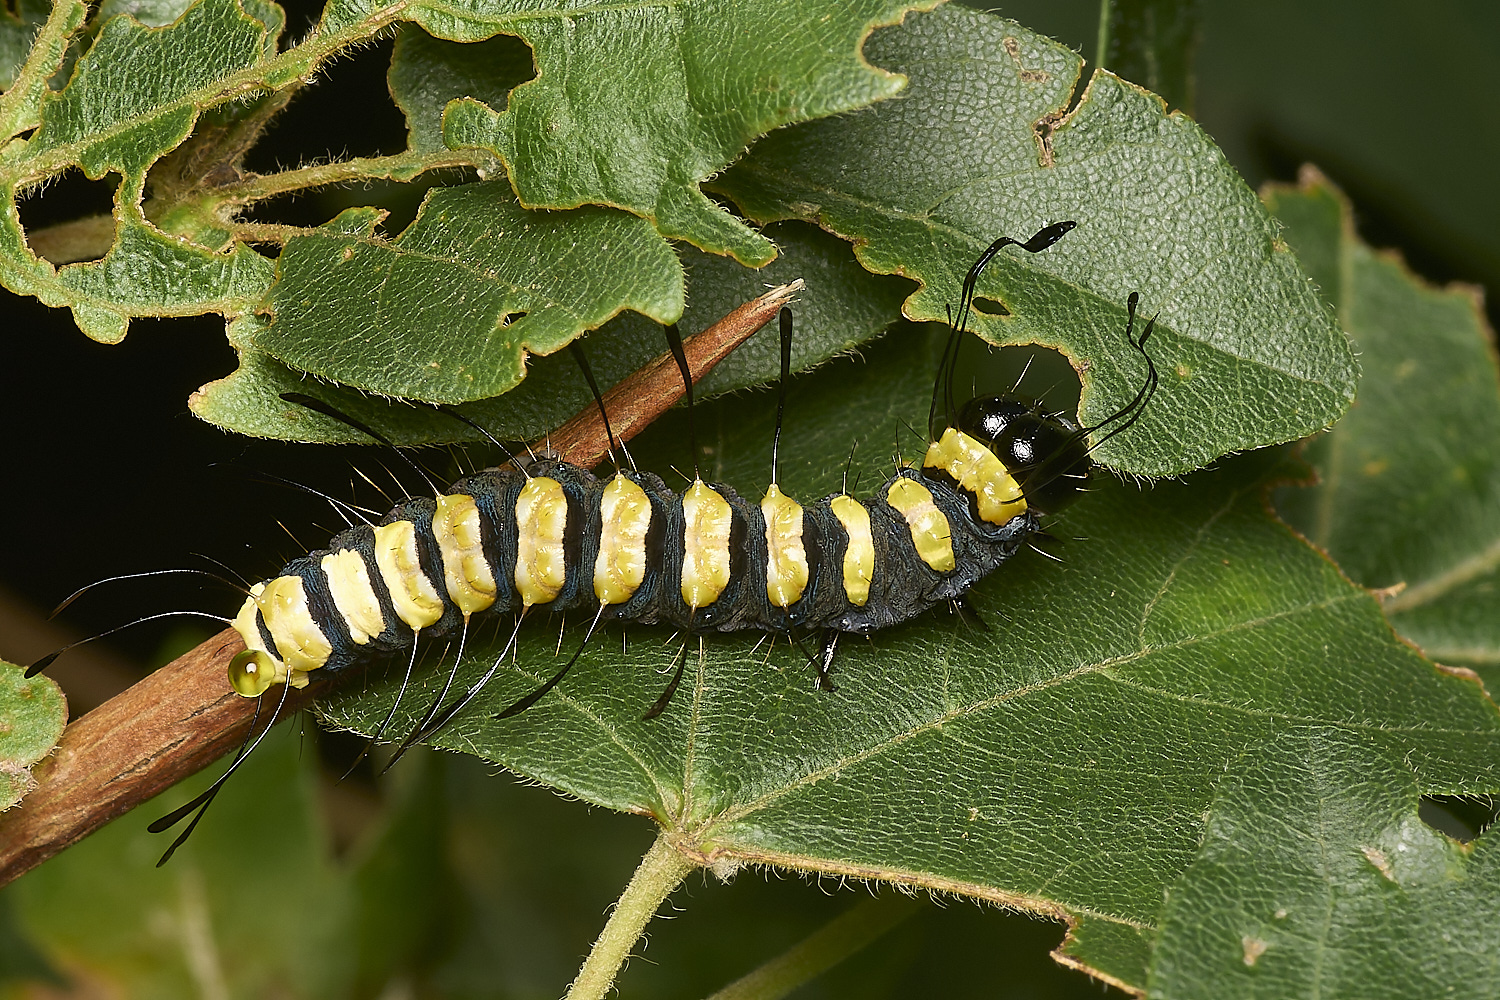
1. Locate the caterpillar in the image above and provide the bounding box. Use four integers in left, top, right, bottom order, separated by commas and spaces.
223, 219, 1159, 748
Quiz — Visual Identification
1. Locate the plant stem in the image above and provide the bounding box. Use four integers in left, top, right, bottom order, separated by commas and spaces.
215, 150, 481, 206
1095, 0, 1113, 71
565, 830, 694, 1000
705, 894, 923, 1000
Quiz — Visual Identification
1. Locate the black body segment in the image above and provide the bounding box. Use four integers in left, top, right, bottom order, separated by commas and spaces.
237, 456, 1041, 686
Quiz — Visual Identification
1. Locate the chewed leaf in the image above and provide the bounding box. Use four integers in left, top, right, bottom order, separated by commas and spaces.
252, 181, 685, 405
28, 0, 273, 177
1270, 170, 1500, 692
384, 0, 938, 266
0, 661, 67, 812
1145, 731, 1500, 998
715, 5, 1356, 476
197, 219, 907, 442
388, 26, 533, 156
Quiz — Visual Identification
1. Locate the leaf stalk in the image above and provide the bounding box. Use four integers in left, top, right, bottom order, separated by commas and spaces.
564, 830, 694, 1000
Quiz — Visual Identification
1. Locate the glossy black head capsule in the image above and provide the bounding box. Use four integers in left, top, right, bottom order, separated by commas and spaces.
956, 395, 1090, 514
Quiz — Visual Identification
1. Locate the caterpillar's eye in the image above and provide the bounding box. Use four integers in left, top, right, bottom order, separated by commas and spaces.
957, 396, 1031, 444
228, 649, 278, 698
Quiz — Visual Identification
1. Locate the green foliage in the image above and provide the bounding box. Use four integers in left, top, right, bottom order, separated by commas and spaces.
1, 0, 1349, 474
0, 663, 67, 811
3, 0, 1498, 997
321, 327, 1500, 995
255, 185, 684, 403
1270, 172, 1500, 694
715, 5, 1354, 476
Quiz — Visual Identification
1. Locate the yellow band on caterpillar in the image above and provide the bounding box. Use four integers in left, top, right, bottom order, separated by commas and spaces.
595, 474, 651, 605
761, 483, 808, 607
235, 575, 332, 688
886, 478, 955, 573
922, 428, 1027, 525
515, 477, 569, 606
231, 582, 287, 696
829, 495, 873, 606
321, 549, 385, 644
433, 493, 497, 615
374, 520, 445, 629
681, 479, 732, 609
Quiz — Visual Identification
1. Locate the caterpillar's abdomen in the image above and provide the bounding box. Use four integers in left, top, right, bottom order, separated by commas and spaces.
232, 434, 1036, 691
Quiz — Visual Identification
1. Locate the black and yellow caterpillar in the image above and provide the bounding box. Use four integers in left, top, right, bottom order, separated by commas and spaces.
226, 222, 1158, 728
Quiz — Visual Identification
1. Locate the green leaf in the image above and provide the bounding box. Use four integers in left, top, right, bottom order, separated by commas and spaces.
1269, 171, 1500, 690
387, 25, 533, 156
394, 0, 937, 265
29, 0, 271, 177
1148, 731, 1500, 999
319, 326, 1498, 995
714, 5, 1356, 477
52, 216, 275, 342
0, 662, 67, 812
251, 183, 686, 404
0, 0, 285, 341
194, 219, 907, 441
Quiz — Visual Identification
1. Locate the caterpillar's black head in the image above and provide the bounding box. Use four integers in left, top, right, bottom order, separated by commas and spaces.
956, 396, 1091, 514
934, 223, 1160, 518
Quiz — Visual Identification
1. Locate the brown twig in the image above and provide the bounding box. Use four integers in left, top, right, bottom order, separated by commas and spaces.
539, 279, 803, 467
0, 280, 800, 887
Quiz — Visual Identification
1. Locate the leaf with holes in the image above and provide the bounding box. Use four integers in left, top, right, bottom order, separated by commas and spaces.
0, 662, 67, 812
318, 323, 1499, 997
1147, 730, 1500, 1000
246, 184, 685, 404
0, 0, 283, 341
415, 0, 937, 266
1269, 170, 1500, 696
713, 5, 1356, 477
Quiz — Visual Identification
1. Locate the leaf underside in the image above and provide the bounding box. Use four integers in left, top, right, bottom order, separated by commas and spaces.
320, 320, 1500, 997
6, 2, 1348, 483
0, 662, 68, 812
714, 5, 1357, 477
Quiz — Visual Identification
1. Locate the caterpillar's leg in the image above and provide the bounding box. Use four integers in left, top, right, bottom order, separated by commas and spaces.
816, 629, 840, 692
391, 610, 527, 753
495, 604, 607, 720
950, 595, 989, 634
343, 631, 422, 779
382, 617, 472, 774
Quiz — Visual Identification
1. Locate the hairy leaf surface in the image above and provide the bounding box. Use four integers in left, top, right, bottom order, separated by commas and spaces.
715, 5, 1356, 476
251, 184, 684, 404
421, 0, 935, 265
0, 663, 66, 812
194, 219, 908, 441
321, 325, 1499, 995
